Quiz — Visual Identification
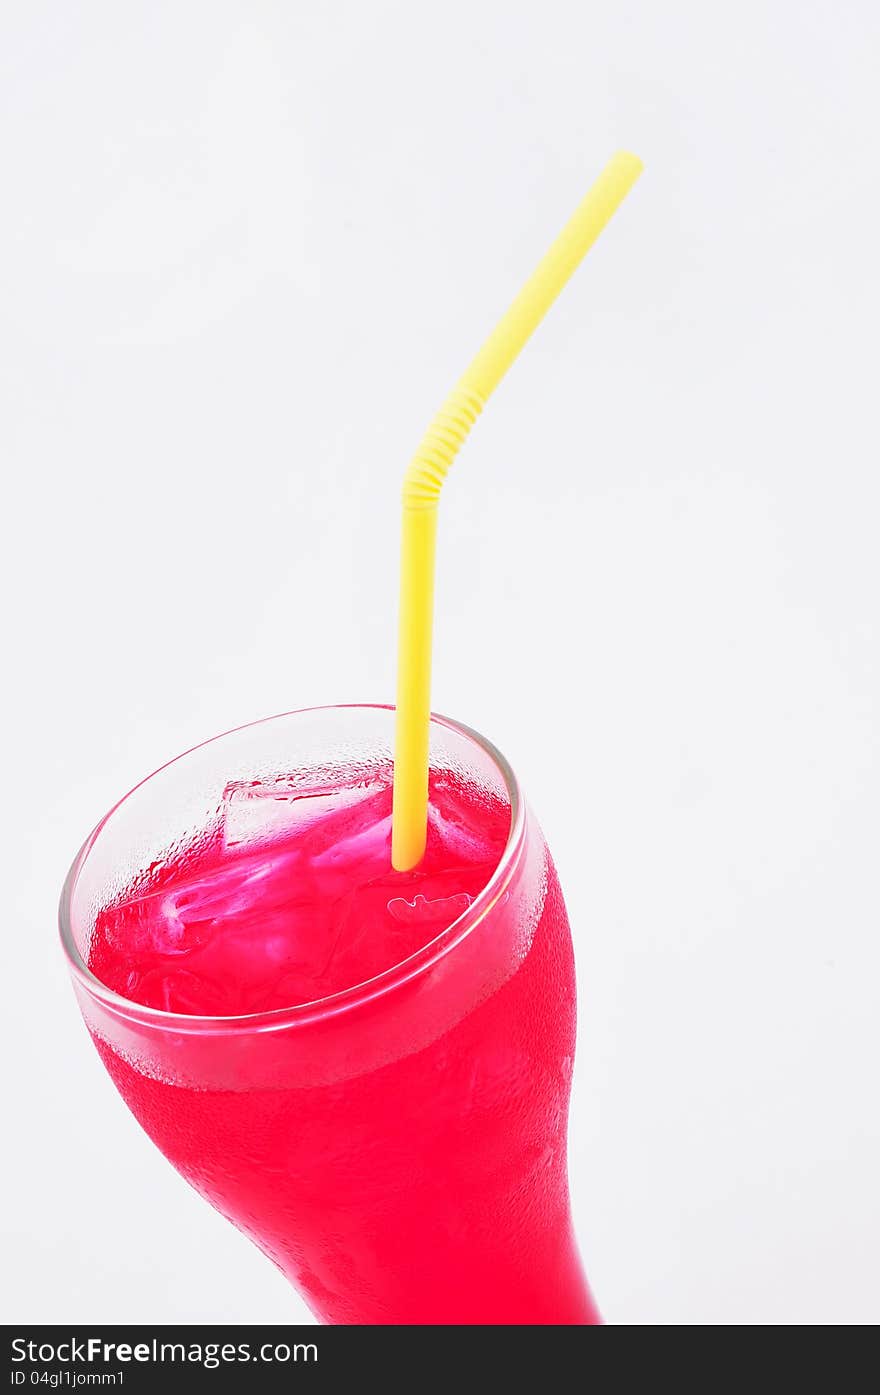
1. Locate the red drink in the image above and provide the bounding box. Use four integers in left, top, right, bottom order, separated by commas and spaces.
63, 707, 598, 1325
89, 770, 507, 1017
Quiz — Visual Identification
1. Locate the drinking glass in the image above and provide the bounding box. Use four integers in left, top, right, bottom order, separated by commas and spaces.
60, 705, 599, 1324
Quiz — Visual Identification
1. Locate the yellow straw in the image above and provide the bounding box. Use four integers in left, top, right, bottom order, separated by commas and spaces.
392, 151, 643, 871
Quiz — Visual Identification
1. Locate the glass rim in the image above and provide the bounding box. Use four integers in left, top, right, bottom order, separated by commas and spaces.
58, 704, 525, 1036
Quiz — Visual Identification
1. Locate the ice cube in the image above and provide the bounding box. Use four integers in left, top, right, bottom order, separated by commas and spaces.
310, 813, 392, 870
98, 884, 214, 957
99, 844, 301, 959
222, 775, 385, 850
425, 786, 503, 864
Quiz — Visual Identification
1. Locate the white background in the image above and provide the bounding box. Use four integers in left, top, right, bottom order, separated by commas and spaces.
2, 1, 878, 1326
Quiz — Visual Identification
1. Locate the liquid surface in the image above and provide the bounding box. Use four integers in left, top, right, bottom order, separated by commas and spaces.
89, 769, 509, 1014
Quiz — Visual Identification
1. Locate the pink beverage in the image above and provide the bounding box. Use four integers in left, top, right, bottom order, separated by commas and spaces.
62, 707, 599, 1325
